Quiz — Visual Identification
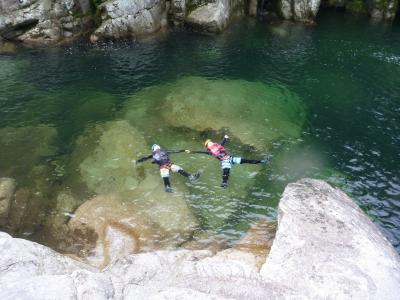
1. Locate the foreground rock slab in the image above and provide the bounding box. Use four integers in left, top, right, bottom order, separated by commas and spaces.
261, 178, 400, 299
1, 179, 399, 299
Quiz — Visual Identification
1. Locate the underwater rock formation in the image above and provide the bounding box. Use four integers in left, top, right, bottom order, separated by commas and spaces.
0, 126, 60, 236
0, 178, 16, 227
124, 76, 305, 151
0, 0, 93, 45
68, 176, 199, 268
0, 179, 399, 298
66, 120, 149, 194
122, 76, 304, 230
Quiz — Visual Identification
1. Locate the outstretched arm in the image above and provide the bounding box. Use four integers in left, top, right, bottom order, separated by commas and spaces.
187, 150, 210, 155
166, 150, 186, 154
136, 154, 153, 163
220, 135, 229, 146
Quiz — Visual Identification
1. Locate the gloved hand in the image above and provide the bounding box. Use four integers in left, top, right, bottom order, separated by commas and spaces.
185, 150, 191, 153
224, 135, 229, 139
131, 159, 137, 165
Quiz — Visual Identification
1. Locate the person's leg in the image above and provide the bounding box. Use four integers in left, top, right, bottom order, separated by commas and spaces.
160, 167, 172, 192
172, 164, 200, 182
220, 157, 232, 188
221, 168, 230, 188
240, 158, 263, 164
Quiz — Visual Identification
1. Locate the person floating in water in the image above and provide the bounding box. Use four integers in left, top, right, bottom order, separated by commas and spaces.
187, 135, 269, 188
136, 144, 200, 192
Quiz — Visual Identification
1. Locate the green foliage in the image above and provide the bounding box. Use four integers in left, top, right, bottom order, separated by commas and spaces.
91, 0, 105, 8
375, 0, 389, 11
346, 0, 366, 13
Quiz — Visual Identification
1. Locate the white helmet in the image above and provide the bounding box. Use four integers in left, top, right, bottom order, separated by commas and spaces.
152, 144, 161, 152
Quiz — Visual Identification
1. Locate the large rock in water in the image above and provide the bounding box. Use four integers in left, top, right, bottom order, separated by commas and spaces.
369, 0, 398, 21
66, 120, 149, 194
260, 178, 400, 299
68, 177, 199, 268
0, 0, 93, 45
185, 0, 245, 33
123, 76, 305, 151
0, 178, 16, 227
277, 0, 321, 22
90, 0, 168, 42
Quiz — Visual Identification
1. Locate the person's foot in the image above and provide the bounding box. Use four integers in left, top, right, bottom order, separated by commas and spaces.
164, 185, 172, 193
261, 155, 272, 164
221, 182, 228, 188
189, 172, 200, 182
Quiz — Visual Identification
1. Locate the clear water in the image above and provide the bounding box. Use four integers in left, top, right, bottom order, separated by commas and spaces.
1, 11, 399, 252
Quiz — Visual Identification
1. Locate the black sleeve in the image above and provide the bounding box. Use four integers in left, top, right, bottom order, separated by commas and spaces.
220, 136, 228, 146
136, 154, 153, 163
190, 150, 211, 155
166, 150, 185, 154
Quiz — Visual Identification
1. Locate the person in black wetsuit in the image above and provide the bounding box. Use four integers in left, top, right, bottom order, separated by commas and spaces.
136, 144, 200, 192
187, 135, 269, 188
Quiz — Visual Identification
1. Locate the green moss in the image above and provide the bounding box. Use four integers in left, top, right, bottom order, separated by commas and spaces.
346, 0, 366, 13
91, 0, 105, 9
375, 0, 389, 11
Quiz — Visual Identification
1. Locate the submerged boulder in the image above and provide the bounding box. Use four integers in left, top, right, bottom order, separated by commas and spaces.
68, 193, 164, 268
67, 120, 149, 194
0, 0, 93, 45
124, 76, 305, 151
0, 178, 16, 227
277, 0, 321, 22
68, 185, 199, 268
90, 0, 168, 42
261, 178, 400, 299
0, 125, 58, 186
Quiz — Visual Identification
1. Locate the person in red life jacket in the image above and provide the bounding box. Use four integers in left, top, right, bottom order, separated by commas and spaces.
187, 135, 269, 188
135, 144, 200, 192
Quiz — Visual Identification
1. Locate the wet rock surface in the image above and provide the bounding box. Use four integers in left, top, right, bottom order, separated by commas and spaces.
0, 0, 94, 45
277, 0, 321, 22
261, 178, 400, 299
90, 0, 168, 42
185, 0, 244, 33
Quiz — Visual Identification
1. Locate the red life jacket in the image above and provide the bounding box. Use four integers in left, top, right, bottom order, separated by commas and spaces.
207, 143, 230, 161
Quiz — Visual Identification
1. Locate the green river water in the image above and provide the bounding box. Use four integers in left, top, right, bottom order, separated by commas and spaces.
1, 11, 399, 253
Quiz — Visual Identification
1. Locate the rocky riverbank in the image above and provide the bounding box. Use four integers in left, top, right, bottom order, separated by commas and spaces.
0, 179, 399, 299
0, 0, 398, 45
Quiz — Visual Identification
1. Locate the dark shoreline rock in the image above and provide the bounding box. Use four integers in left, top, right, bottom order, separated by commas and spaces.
1, 0, 398, 46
